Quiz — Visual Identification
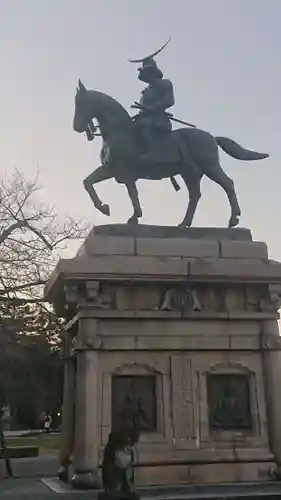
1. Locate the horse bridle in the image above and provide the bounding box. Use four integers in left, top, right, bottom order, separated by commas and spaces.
85, 120, 99, 141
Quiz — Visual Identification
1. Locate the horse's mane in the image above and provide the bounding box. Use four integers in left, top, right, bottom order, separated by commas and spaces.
87, 90, 133, 128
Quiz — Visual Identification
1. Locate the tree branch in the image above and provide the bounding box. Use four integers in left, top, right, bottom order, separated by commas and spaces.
0, 296, 46, 304
0, 170, 86, 302
0, 220, 27, 244
0, 279, 46, 295
25, 223, 53, 251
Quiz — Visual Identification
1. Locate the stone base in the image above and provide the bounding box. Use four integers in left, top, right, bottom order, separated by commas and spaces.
46, 225, 281, 491
93, 224, 252, 241
272, 464, 281, 480
58, 465, 69, 483
71, 470, 101, 489
98, 492, 139, 500
43, 477, 281, 498
134, 461, 275, 486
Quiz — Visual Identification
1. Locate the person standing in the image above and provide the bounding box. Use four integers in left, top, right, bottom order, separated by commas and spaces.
44, 413, 52, 433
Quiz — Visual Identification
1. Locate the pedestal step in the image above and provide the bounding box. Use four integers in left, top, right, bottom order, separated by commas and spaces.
43, 478, 281, 498
94, 224, 253, 242
139, 482, 281, 499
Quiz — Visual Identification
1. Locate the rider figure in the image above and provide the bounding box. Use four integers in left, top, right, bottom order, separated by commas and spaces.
130, 41, 175, 156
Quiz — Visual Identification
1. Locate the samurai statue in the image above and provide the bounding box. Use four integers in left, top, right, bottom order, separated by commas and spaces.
129, 40, 176, 161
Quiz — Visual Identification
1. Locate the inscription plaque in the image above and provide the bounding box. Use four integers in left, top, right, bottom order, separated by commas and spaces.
171, 355, 194, 440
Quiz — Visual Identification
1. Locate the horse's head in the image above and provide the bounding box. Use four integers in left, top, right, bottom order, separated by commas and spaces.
73, 79, 93, 133
73, 80, 136, 153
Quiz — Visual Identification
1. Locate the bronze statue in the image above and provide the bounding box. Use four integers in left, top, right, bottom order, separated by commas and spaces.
116, 380, 150, 432
130, 40, 174, 160
73, 41, 269, 228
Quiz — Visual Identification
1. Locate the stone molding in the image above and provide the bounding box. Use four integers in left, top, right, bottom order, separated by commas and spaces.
58, 281, 280, 321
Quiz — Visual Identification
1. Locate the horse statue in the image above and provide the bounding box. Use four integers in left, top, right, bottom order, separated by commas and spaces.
73, 79, 269, 227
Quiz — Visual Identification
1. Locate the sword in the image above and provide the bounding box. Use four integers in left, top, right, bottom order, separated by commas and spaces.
131, 102, 196, 128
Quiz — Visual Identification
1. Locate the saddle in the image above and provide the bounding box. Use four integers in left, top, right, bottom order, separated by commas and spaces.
137, 132, 181, 164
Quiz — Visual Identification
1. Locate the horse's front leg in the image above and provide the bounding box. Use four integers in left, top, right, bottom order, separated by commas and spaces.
125, 181, 142, 225
83, 166, 112, 216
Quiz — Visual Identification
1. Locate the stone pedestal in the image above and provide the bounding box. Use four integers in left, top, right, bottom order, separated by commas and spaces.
45, 224, 281, 488
71, 349, 101, 489
58, 345, 75, 482
262, 320, 281, 476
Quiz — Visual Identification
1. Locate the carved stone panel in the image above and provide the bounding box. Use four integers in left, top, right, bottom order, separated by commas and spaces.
67, 280, 278, 316
64, 283, 80, 303
262, 335, 281, 350
157, 283, 277, 315
245, 284, 280, 313
84, 282, 115, 309
160, 287, 201, 311
159, 286, 224, 313
63, 280, 116, 309
111, 375, 157, 433
115, 284, 160, 311
245, 286, 262, 311
259, 284, 281, 312
225, 286, 245, 311
203, 287, 224, 311
207, 374, 252, 431
171, 355, 194, 441
63, 279, 279, 319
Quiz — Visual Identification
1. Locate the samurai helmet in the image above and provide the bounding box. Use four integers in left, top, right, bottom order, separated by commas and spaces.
129, 39, 171, 80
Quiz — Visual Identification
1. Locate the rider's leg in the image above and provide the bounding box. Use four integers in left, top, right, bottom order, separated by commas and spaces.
139, 126, 155, 154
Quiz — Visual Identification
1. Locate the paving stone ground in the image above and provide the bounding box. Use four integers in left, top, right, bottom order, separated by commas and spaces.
0, 478, 97, 499
2, 456, 281, 499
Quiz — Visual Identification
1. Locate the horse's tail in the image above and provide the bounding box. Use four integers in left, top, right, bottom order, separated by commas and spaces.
216, 137, 269, 161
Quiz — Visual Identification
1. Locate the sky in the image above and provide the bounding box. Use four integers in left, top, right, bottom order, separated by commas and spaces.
0, 0, 281, 259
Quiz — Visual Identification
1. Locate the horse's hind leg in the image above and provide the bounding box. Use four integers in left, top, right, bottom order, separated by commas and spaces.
83, 166, 112, 216
205, 164, 241, 227
178, 176, 202, 227
125, 181, 142, 224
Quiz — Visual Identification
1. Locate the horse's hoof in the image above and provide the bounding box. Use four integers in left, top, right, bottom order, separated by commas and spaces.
127, 217, 139, 225
177, 220, 191, 227
228, 216, 239, 228
100, 204, 110, 216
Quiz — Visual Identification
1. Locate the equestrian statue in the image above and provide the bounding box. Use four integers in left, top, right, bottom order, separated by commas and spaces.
73, 40, 269, 227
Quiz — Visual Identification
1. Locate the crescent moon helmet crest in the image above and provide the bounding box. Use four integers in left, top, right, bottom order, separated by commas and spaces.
129, 38, 171, 64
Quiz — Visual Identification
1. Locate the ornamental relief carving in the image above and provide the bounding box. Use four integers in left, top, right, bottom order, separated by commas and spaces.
63, 281, 116, 309
159, 287, 203, 312
246, 284, 281, 313
63, 281, 278, 314
158, 284, 277, 314
159, 285, 224, 312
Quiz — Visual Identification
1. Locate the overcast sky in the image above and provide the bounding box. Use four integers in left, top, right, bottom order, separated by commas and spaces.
1, 0, 280, 258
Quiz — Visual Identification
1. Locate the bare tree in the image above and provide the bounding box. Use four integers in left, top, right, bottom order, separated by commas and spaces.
0, 171, 87, 423
0, 170, 87, 306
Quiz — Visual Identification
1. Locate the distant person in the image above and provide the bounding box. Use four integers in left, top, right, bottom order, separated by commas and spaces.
44, 414, 52, 433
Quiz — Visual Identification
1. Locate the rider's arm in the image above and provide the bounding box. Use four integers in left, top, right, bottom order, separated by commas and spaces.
149, 80, 175, 111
